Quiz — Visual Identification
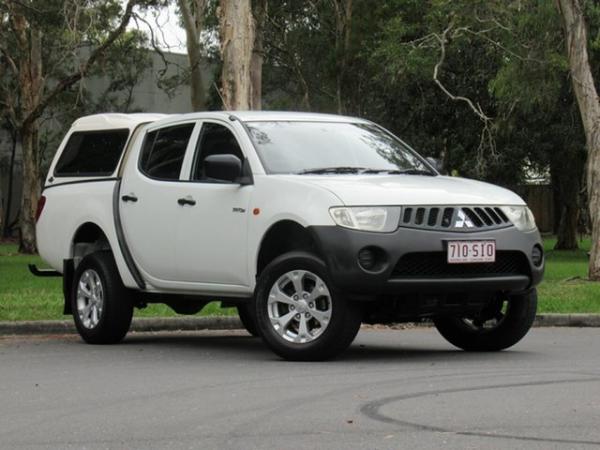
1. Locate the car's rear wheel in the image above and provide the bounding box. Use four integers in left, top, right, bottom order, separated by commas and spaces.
433, 289, 537, 351
255, 251, 362, 361
71, 251, 133, 344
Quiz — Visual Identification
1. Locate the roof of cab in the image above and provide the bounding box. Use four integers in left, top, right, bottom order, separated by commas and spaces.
224, 111, 368, 123
69, 111, 368, 131
70, 113, 170, 131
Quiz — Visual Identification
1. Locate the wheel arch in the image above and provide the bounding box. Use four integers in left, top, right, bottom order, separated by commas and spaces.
71, 222, 112, 264
255, 220, 324, 278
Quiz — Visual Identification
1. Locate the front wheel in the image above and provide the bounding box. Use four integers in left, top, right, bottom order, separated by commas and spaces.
433, 289, 537, 351
71, 251, 133, 344
255, 251, 362, 361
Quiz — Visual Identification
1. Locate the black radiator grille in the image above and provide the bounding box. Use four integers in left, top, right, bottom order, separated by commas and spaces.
399, 206, 511, 232
391, 251, 530, 279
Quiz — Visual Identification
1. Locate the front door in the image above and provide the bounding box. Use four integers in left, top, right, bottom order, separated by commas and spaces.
174, 121, 252, 287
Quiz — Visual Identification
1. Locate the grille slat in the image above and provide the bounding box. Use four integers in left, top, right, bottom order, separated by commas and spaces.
391, 251, 530, 279
398, 205, 511, 232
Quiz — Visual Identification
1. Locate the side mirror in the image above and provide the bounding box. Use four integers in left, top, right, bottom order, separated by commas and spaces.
426, 157, 444, 173
204, 154, 242, 183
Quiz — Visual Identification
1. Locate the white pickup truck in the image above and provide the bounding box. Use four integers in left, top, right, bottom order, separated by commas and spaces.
33, 111, 544, 360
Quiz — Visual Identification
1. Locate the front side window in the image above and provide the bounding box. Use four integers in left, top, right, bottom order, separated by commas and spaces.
54, 129, 130, 176
246, 121, 433, 175
191, 122, 244, 181
139, 123, 195, 180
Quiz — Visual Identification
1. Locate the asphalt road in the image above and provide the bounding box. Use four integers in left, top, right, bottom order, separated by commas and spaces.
1, 328, 600, 450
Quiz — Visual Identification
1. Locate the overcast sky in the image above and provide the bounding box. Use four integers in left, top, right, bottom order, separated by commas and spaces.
129, 2, 188, 54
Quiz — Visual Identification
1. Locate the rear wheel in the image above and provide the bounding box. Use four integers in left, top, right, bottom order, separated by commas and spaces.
71, 251, 133, 344
433, 289, 537, 351
255, 251, 362, 361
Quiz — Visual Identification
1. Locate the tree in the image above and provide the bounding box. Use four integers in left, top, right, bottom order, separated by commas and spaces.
0, 0, 153, 253
250, 0, 268, 110
218, 0, 255, 110
178, 0, 209, 110
330, 0, 353, 114
557, 0, 600, 278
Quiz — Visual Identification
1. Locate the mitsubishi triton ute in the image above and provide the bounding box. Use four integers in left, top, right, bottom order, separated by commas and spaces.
32, 112, 544, 360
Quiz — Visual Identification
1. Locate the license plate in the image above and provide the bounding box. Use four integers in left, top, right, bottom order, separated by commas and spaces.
447, 240, 496, 264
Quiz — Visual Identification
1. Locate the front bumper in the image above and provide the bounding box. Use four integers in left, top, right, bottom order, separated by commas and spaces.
308, 225, 544, 297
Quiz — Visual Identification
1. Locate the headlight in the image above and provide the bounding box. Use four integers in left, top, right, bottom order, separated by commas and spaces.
329, 206, 401, 232
500, 206, 537, 231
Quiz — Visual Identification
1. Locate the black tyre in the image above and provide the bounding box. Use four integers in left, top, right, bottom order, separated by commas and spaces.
237, 303, 260, 337
433, 289, 538, 351
255, 251, 362, 361
71, 251, 133, 344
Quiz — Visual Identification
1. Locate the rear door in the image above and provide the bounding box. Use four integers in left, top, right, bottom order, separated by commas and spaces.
174, 120, 253, 287
119, 121, 199, 283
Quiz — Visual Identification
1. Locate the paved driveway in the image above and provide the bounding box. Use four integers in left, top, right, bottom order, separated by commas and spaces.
1, 328, 599, 449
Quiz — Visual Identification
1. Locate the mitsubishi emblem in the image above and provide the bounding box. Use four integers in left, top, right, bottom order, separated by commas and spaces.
455, 209, 475, 228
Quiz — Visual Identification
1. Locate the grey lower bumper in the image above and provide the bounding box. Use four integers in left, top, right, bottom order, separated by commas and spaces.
308, 225, 544, 297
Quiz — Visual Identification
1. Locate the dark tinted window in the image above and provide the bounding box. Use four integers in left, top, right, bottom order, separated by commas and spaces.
192, 123, 243, 180
54, 129, 130, 176
140, 124, 194, 180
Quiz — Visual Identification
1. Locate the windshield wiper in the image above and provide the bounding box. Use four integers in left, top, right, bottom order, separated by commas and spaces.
297, 167, 436, 176
297, 166, 368, 175
361, 168, 435, 176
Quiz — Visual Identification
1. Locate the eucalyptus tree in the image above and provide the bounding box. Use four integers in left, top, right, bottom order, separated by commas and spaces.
557, 0, 600, 278
0, 0, 157, 253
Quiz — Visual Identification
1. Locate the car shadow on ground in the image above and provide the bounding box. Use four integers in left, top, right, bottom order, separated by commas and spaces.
116, 330, 537, 364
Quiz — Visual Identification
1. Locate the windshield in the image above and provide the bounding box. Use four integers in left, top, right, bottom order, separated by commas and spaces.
245, 121, 434, 175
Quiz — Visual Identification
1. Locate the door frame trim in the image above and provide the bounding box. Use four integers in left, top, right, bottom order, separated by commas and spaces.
113, 178, 146, 289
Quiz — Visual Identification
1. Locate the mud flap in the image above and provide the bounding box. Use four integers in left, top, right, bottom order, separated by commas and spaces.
63, 259, 74, 315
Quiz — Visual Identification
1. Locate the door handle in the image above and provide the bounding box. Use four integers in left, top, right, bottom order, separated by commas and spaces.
177, 197, 196, 206
121, 194, 138, 203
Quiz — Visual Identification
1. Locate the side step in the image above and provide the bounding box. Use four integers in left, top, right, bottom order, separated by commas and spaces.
28, 264, 61, 277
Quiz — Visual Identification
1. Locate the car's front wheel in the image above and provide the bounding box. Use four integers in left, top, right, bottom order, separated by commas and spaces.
255, 251, 362, 361
71, 251, 133, 344
433, 289, 537, 351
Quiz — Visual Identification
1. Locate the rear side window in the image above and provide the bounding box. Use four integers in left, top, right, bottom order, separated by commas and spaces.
54, 129, 130, 176
139, 124, 195, 180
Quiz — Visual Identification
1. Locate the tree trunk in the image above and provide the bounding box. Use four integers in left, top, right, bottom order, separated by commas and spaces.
14, 14, 43, 254
556, 203, 580, 249
250, 0, 267, 110
557, 0, 600, 279
551, 158, 580, 250
0, 186, 3, 239
2, 129, 18, 238
331, 0, 352, 114
178, 0, 208, 111
218, 0, 255, 110
18, 122, 40, 253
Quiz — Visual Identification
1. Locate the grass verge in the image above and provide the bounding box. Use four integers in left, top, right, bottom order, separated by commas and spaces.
1, 238, 599, 321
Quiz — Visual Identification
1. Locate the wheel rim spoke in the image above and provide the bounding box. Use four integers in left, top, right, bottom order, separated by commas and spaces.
76, 269, 104, 330
272, 310, 296, 332
269, 285, 295, 306
267, 269, 332, 344
309, 309, 330, 326
289, 271, 305, 295
296, 315, 310, 342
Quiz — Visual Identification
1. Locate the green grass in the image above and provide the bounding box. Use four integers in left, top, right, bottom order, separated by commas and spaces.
1, 238, 599, 321
537, 237, 600, 313
0, 243, 235, 321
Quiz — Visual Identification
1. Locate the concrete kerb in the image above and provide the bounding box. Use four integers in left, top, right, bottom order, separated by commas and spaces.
0, 314, 599, 336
